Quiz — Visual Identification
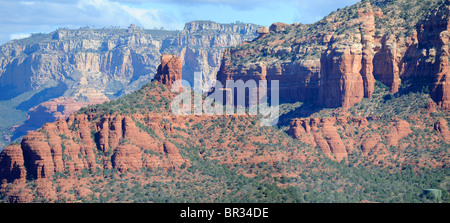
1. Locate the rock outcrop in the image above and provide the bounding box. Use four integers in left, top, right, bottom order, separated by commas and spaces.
289, 118, 348, 162
359, 6, 376, 98
415, 3, 450, 110
0, 57, 191, 183
385, 118, 413, 147
289, 116, 416, 163
154, 54, 182, 87
434, 118, 450, 143
0, 21, 259, 148
0, 144, 26, 183
318, 42, 365, 108
257, 26, 269, 38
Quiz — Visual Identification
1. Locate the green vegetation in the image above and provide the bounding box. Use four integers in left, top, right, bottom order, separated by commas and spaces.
77, 82, 168, 117
0, 75, 448, 203
0, 89, 44, 150
1, 0, 450, 204
227, 0, 445, 70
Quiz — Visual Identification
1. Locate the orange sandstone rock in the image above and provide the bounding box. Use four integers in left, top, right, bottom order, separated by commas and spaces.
154, 54, 182, 88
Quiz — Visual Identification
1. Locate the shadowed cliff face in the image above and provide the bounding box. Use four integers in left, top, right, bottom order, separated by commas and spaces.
416, 3, 450, 111
154, 54, 183, 87
0, 54, 186, 184
0, 22, 259, 148
217, 0, 450, 111
0, 16, 449, 202
0, 59, 448, 203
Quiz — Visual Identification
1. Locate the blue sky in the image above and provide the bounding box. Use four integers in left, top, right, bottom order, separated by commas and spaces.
0, 0, 360, 45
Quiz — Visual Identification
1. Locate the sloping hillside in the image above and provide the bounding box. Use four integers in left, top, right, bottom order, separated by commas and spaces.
0, 21, 259, 149
0, 51, 448, 203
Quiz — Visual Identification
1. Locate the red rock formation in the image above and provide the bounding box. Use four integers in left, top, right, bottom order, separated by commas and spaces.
426, 12, 450, 111
0, 81, 189, 182
319, 43, 365, 108
289, 118, 348, 162
361, 134, 382, 155
0, 144, 26, 183
289, 116, 418, 162
401, 3, 450, 110
359, 6, 376, 98
217, 50, 320, 103
0, 112, 190, 182
154, 54, 182, 87
385, 118, 412, 147
215, 2, 450, 111
257, 26, 269, 38
269, 23, 290, 33
163, 141, 187, 169
373, 35, 402, 94
21, 131, 55, 179
112, 144, 143, 172
434, 118, 450, 143
321, 118, 348, 161
318, 3, 379, 108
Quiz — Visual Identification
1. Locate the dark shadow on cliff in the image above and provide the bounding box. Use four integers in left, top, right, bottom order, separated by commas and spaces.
276, 98, 324, 129
393, 76, 434, 98
11, 105, 56, 142
16, 82, 67, 111
0, 85, 22, 101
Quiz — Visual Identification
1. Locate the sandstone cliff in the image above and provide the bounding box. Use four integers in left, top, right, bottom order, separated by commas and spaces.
0, 21, 258, 148
0, 0, 449, 204
162, 21, 259, 87
289, 113, 447, 167
216, 0, 450, 111
0, 56, 189, 183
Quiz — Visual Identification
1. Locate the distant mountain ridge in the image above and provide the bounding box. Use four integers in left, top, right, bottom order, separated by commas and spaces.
0, 21, 259, 148
218, 0, 450, 111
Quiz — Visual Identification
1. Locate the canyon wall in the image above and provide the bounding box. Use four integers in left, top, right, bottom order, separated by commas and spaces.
0, 22, 258, 148
216, 1, 450, 111
0, 56, 187, 183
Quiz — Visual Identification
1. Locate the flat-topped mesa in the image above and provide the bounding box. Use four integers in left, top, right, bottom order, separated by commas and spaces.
154, 54, 183, 88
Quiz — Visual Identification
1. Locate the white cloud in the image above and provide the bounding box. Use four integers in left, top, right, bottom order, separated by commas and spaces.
10, 33, 31, 40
